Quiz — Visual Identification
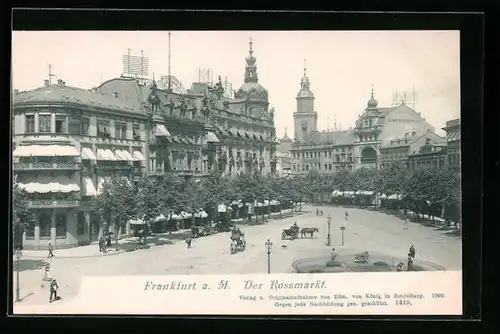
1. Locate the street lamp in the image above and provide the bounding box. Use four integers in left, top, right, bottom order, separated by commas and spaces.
341, 211, 348, 246
326, 214, 332, 246
15, 248, 22, 302
265, 239, 273, 274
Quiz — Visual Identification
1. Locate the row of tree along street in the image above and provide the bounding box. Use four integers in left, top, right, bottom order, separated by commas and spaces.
12, 162, 460, 246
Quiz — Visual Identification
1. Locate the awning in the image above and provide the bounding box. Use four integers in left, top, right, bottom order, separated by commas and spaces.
263, 200, 270, 206
331, 190, 342, 197
270, 200, 280, 206
194, 210, 208, 218
217, 204, 227, 213
81, 147, 97, 160
169, 213, 182, 221
180, 212, 192, 219
96, 149, 116, 161
205, 131, 220, 143
387, 194, 400, 200
120, 150, 134, 161
129, 219, 146, 225
97, 176, 112, 195
81, 177, 97, 196
446, 132, 460, 142
13, 144, 80, 157
18, 175, 80, 194
114, 150, 128, 161
132, 151, 144, 161
155, 124, 171, 137
153, 214, 168, 222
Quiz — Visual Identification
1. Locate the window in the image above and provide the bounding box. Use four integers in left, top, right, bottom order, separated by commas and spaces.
77, 212, 86, 236
97, 120, 111, 139
133, 124, 141, 140
150, 158, 156, 172
39, 115, 51, 133
39, 212, 52, 238
56, 214, 67, 238
25, 224, 35, 239
324, 164, 328, 170
81, 117, 90, 135
55, 115, 67, 134
115, 122, 127, 139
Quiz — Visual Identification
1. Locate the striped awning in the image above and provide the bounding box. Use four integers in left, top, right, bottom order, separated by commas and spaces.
155, 124, 171, 137
18, 175, 80, 194
132, 151, 144, 161
81, 147, 97, 161
121, 150, 134, 161
114, 150, 128, 161
13, 144, 80, 157
96, 149, 116, 161
446, 132, 460, 142
205, 131, 220, 143
81, 177, 97, 197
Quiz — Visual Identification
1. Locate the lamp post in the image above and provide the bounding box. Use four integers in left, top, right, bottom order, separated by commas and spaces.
15, 248, 22, 302
265, 239, 272, 274
341, 211, 348, 246
326, 214, 332, 246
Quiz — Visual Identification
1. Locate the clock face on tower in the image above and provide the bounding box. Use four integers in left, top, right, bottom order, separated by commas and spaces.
301, 121, 308, 131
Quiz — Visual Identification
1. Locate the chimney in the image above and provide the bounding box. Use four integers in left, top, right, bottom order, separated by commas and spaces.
44, 79, 50, 87
113, 92, 119, 98
57, 79, 65, 87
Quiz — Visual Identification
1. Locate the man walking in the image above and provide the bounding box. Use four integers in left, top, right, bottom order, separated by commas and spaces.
49, 278, 59, 303
409, 244, 416, 259
98, 236, 104, 253
47, 243, 54, 258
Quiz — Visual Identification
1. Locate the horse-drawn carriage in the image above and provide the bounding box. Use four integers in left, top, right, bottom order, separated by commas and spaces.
230, 228, 246, 254
353, 251, 369, 263
282, 223, 300, 240
300, 227, 319, 238
191, 224, 217, 238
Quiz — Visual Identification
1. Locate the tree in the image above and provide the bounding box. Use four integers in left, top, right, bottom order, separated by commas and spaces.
91, 177, 138, 242
12, 183, 36, 249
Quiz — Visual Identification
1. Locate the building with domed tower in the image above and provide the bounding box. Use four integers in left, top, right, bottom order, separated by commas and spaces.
290, 65, 441, 175
12, 38, 277, 249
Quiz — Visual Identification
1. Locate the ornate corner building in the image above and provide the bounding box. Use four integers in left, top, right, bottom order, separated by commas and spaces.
288, 67, 458, 175
12, 39, 277, 249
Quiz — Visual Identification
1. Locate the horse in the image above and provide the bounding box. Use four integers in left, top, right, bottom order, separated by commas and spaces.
300, 227, 319, 238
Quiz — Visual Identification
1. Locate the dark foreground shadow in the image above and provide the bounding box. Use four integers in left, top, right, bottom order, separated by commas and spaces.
15, 259, 49, 272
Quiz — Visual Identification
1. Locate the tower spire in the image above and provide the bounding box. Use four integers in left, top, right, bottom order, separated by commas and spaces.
244, 37, 258, 83
304, 59, 307, 77
371, 84, 374, 98
168, 31, 172, 92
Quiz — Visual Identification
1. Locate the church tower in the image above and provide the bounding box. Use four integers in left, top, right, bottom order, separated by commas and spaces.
293, 60, 317, 142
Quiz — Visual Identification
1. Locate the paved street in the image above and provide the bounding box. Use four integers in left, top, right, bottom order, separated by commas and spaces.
13, 205, 461, 313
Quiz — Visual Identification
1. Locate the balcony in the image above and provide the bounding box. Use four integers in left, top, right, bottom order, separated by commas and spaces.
172, 169, 209, 177
95, 163, 133, 170
28, 199, 80, 209
14, 162, 81, 171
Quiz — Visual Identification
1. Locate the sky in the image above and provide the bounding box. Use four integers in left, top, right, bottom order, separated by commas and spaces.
12, 30, 460, 137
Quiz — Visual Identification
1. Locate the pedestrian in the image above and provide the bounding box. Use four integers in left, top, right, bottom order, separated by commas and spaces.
404, 217, 409, 230
47, 243, 54, 258
330, 248, 338, 261
185, 236, 192, 249
409, 244, 416, 259
98, 237, 104, 253
49, 278, 59, 303
407, 252, 414, 271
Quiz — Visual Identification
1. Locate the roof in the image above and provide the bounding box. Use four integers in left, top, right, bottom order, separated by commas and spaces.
301, 129, 356, 146
13, 83, 141, 114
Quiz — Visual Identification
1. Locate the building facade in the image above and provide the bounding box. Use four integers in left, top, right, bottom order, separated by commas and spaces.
380, 130, 445, 170
13, 79, 148, 249
442, 118, 460, 173
290, 67, 439, 174
12, 39, 277, 249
